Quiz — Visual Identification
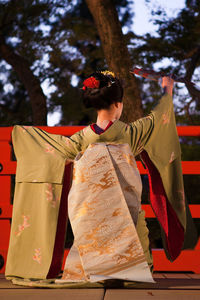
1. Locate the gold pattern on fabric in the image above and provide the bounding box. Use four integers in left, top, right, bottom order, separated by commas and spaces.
63, 143, 153, 283
62, 244, 88, 281
112, 208, 123, 217
95, 256, 146, 276
62, 264, 86, 281
88, 170, 118, 193
124, 185, 136, 193
122, 153, 137, 168
73, 200, 98, 220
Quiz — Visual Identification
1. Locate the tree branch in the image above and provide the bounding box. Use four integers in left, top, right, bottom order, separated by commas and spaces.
185, 81, 200, 101
0, 35, 47, 125
184, 45, 200, 105
85, 0, 143, 121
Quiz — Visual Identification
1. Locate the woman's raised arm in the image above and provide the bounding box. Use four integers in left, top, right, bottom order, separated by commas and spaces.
129, 77, 176, 157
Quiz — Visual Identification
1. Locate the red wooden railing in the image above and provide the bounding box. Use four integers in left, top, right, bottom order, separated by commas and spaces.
0, 126, 200, 274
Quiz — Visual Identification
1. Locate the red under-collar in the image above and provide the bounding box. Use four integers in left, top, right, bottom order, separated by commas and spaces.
90, 121, 113, 135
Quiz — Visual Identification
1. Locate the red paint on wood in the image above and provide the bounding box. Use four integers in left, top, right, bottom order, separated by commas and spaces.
0, 177, 11, 204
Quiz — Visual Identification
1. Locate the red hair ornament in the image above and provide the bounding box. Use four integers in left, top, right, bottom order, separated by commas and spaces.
82, 77, 100, 90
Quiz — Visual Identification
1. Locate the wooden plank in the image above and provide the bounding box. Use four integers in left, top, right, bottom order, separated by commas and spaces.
187, 274, 200, 279
0, 289, 105, 300
104, 290, 200, 300
162, 273, 191, 279
154, 278, 200, 290
152, 273, 165, 279
0, 278, 31, 289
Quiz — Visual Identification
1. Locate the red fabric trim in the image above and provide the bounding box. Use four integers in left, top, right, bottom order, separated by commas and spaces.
141, 150, 184, 261
104, 121, 113, 132
90, 123, 96, 133
90, 121, 113, 135
47, 164, 72, 278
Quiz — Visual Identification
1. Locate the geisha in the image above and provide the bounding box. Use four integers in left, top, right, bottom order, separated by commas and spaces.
5, 71, 196, 287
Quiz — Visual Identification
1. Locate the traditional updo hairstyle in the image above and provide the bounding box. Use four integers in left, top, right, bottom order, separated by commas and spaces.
82, 71, 123, 110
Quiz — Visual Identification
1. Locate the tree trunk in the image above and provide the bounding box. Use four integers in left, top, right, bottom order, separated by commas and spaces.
0, 35, 47, 125
85, 0, 143, 122
185, 46, 200, 108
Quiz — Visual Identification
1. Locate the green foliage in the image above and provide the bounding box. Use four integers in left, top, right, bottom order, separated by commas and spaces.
0, 0, 134, 125
0, 0, 200, 125
0, 62, 32, 125
132, 0, 200, 124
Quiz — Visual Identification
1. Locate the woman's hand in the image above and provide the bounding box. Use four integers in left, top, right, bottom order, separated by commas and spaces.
162, 76, 174, 96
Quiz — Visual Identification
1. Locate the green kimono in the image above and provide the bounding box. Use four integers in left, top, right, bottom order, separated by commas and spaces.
5, 93, 197, 283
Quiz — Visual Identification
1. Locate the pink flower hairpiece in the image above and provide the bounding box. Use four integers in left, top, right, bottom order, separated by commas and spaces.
82, 77, 100, 90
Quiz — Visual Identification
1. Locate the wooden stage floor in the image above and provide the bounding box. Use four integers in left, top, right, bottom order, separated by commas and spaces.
0, 273, 200, 300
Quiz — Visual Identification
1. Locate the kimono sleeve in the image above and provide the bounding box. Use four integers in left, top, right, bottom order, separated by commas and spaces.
12, 125, 82, 183
13, 125, 81, 159
128, 94, 188, 261
144, 93, 181, 167
129, 113, 154, 156
129, 93, 180, 164
6, 126, 82, 280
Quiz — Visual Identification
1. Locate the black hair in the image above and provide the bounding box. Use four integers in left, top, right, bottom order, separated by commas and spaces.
82, 71, 123, 110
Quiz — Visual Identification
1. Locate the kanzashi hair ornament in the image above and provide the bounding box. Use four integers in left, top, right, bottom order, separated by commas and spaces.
101, 70, 115, 77
82, 77, 100, 90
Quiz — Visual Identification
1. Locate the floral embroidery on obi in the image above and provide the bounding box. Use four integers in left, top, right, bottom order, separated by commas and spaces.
33, 248, 42, 264
15, 215, 30, 237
